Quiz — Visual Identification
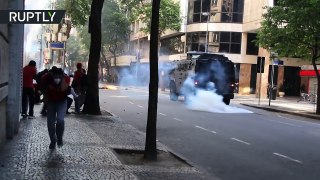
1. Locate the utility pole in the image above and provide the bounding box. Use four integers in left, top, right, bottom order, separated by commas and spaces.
202, 12, 210, 52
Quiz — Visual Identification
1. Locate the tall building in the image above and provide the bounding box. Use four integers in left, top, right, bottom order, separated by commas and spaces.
115, 0, 309, 97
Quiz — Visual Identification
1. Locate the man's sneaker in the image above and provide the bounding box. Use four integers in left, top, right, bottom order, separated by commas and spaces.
49, 141, 56, 149
57, 139, 63, 147
28, 115, 36, 119
21, 114, 28, 118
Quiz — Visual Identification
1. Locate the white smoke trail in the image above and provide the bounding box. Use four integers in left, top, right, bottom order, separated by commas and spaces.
118, 62, 177, 87
181, 73, 252, 114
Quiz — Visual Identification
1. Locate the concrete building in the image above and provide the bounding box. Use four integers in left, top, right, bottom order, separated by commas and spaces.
0, 0, 25, 149
115, 0, 309, 97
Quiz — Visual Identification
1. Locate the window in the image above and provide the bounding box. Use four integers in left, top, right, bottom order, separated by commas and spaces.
188, 0, 244, 23
246, 33, 259, 55
160, 36, 184, 55
187, 32, 242, 54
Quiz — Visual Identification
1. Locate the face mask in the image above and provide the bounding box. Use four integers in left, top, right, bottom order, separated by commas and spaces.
53, 78, 61, 85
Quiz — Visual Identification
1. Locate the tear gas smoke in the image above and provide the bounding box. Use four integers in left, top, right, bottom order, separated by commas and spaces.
117, 62, 177, 87
182, 74, 252, 114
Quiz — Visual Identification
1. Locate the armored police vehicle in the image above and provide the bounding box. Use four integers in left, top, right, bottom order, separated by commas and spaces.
169, 51, 235, 105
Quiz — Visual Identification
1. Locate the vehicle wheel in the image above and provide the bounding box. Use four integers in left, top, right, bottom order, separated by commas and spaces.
223, 97, 230, 105
170, 82, 178, 101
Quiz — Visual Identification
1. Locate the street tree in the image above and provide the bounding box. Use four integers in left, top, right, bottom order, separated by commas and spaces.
59, 0, 137, 114
120, 0, 180, 160
123, 0, 181, 39
81, 0, 105, 114
66, 34, 89, 68
57, 0, 103, 114
101, 0, 131, 78
257, 0, 320, 114
144, 0, 161, 161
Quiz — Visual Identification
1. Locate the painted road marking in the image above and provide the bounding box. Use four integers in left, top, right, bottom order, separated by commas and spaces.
129, 101, 134, 105
109, 95, 128, 98
275, 113, 320, 127
211, 130, 217, 134
195, 126, 209, 131
273, 153, 303, 164
268, 119, 302, 128
231, 138, 250, 145
138, 105, 144, 108
173, 118, 183, 122
159, 113, 167, 116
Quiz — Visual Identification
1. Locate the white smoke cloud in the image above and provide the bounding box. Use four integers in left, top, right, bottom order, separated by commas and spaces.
186, 89, 252, 113
117, 62, 177, 87
24, 0, 49, 65
181, 70, 252, 114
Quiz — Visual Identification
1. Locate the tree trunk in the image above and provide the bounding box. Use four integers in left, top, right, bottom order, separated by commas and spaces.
144, 0, 161, 161
312, 58, 320, 114
82, 0, 104, 115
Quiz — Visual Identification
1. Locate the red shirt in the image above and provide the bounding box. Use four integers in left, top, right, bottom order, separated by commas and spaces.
23, 66, 37, 88
42, 73, 71, 102
73, 70, 83, 87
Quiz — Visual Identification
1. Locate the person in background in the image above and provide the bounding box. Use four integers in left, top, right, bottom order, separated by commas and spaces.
21, 60, 37, 119
42, 67, 70, 149
72, 63, 87, 113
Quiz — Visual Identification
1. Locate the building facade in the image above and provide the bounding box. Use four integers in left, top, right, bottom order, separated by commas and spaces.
0, 0, 25, 149
115, 0, 309, 97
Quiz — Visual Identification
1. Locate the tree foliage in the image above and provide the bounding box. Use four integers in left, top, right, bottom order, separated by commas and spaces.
67, 34, 89, 63
122, 0, 181, 35
257, 0, 320, 113
56, 0, 91, 27
102, 0, 131, 63
257, 0, 320, 60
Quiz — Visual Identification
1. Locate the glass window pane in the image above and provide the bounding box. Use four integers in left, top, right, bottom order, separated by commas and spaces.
199, 44, 206, 52
192, 33, 199, 42
193, 14, 200, 23
202, 0, 211, 12
233, 0, 244, 13
220, 32, 230, 42
231, 32, 241, 43
246, 33, 259, 55
201, 14, 209, 22
194, 0, 201, 13
192, 43, 199, 51
219, 43, 230, 53
221, 13, 232, 22
230, 44, 241, 54
232, 13, 243, 23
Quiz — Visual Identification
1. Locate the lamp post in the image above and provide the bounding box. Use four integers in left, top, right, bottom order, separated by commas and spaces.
37, 34, 43, 71
202, 12, 210, 52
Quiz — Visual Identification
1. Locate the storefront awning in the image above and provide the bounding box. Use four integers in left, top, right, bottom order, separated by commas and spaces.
299, 70, 320, 77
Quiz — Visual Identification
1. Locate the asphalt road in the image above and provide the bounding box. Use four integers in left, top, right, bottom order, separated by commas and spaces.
99, 87, 320, 180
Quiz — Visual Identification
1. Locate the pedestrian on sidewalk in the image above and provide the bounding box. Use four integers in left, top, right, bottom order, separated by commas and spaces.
42, 67, 71, 149
21, 60, 37, 119
72, 63, 87, 113
35, 69, 49, 115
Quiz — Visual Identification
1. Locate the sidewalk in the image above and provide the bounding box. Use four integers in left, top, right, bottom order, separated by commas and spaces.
0, 105, 206, 180
233, 94, 320, 120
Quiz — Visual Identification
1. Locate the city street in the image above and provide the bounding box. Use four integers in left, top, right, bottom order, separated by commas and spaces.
100, 86, 320, 180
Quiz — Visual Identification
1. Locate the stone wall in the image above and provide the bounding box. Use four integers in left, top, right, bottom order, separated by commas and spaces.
0, 8, 9, 147
0, 0, 24, 149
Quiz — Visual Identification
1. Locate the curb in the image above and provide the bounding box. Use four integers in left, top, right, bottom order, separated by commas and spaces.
241, 103, 320, 120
